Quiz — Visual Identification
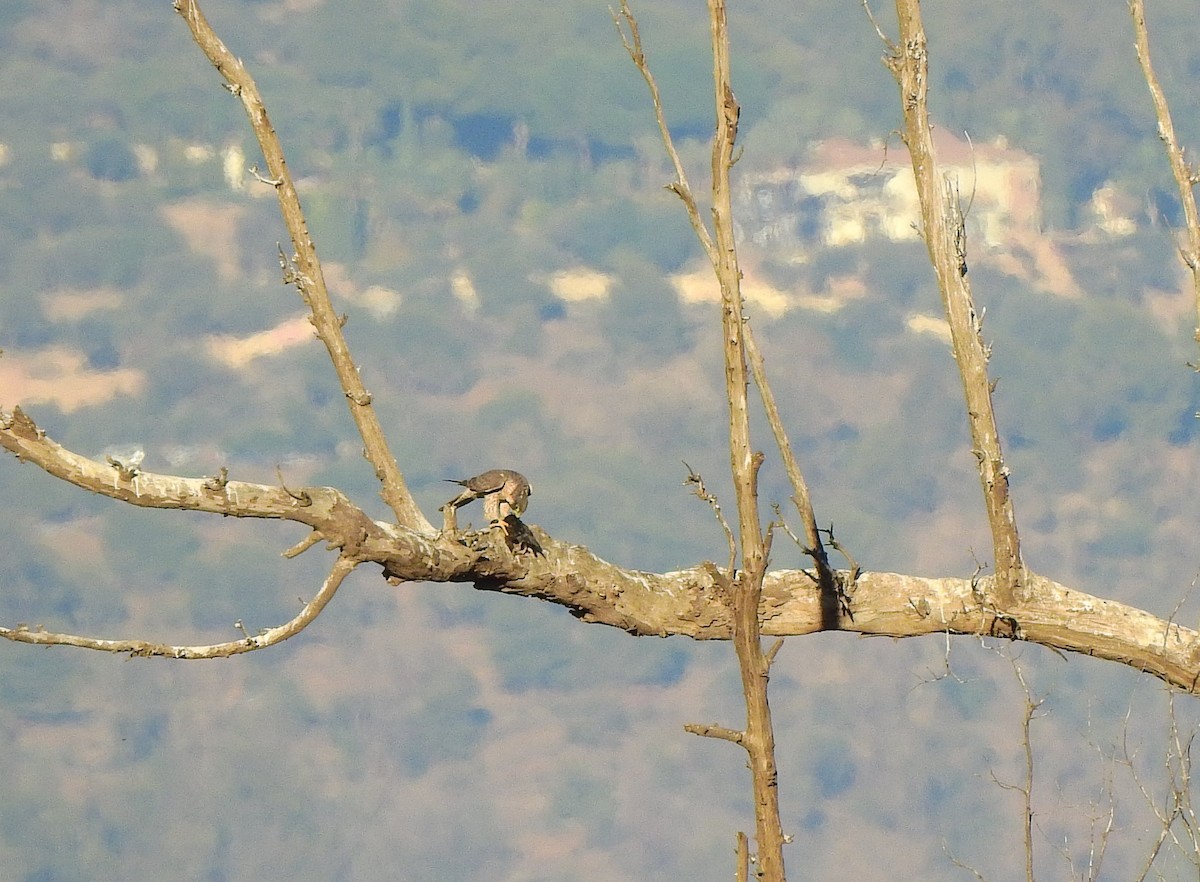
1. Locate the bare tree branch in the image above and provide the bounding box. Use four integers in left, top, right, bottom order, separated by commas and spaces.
1123, 695, 1200, 880
1013, 664, 1043, 882
705, 1, 786, 877
1129, 0, 1200, 347
7, 407, 1200, 698
684, 722, 745, 744
744, 322, 843, 628
172, 0, 431, 532
1, 554, 357, 658
944, 846, 992, 882
612, 0, 716, 263
884, 0, 1024, 605
683, 462, 738, 574
0, 407, 373, 531
618, 2, 786, 876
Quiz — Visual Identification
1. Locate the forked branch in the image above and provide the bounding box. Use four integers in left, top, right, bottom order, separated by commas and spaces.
617, 2, 787, 878
744, 324, 844, 627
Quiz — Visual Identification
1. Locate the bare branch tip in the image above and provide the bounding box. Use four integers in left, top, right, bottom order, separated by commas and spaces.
684, 722, 745, 744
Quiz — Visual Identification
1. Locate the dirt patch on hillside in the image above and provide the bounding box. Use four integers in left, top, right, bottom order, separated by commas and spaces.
40, 287, 125, 321
205, 314, 315, 367
1, 347, 144, 412
160, 200, 246, 283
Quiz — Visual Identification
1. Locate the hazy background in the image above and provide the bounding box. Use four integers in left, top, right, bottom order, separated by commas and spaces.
3, 1, 1200, 879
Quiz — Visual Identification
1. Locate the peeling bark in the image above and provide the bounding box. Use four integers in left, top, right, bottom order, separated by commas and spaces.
6, 407, 1200, 693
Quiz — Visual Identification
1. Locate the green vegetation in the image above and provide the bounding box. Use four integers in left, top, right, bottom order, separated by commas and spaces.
3, 1, 1200, 880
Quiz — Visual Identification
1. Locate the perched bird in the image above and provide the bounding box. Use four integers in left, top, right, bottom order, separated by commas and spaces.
443, 468, 532, 524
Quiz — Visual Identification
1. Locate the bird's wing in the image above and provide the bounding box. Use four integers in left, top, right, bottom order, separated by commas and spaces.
462, 469, 511, 494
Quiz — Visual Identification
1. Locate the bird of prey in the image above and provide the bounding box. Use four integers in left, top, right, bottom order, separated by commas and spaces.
443, 468, 532, 524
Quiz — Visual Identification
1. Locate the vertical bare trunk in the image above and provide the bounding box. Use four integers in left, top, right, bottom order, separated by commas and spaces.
616, 2, 788, 874
707, 2, 787, 877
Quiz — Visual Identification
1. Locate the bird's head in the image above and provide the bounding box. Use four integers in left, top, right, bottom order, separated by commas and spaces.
513, 481, 532, 515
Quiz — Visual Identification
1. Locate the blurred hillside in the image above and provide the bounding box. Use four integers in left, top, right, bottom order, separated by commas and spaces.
4, 1, 1200, 880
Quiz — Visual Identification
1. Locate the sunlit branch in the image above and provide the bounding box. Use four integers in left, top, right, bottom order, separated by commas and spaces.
172, 0, 431, 532
0, 406, 378, 537
744, 323, 842, 624
1, 555, 358, 658
885, 0, 1024, 605
1128, 0, 1200, 348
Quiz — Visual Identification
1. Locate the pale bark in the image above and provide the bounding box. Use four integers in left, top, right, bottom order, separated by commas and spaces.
885, 0, 1024, 606
619, 0, 788, 873
6, 406, 1200, 685
173, 0, 430, 532
1129, 0, 1200, 346
5, 8, 1200, 882
705, 0, 786, 868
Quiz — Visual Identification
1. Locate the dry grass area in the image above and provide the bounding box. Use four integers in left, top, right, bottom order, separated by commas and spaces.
4, 288, 139, 412
672, 264, 793, 317
545, 268, 613, 302
672, 262, 871, 317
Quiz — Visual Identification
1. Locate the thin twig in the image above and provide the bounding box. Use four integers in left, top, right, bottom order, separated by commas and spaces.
684, 462, 738, 575
0, 554, 358, 658
1013, 664, 1042, 882
611, 1, 717, 264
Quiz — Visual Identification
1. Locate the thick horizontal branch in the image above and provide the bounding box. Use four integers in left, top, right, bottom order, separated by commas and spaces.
5, 407, 1199, 691
484, 560, 1200, 695
385, 518, 1200, 697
